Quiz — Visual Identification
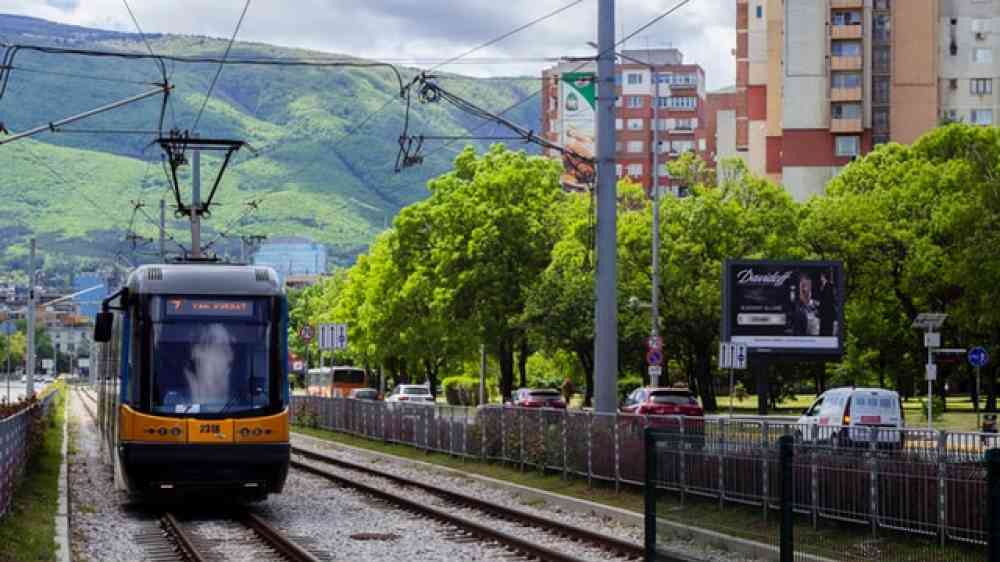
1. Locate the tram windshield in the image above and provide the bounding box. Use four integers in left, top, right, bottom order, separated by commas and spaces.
150, 296, 273, 415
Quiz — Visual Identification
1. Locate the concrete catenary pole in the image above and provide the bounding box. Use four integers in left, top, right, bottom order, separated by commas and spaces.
26, 238, 36, 396
650, 59, 662, 387
191, 149, 202, 259
593, 0, 618, 413
159, 199, 166, 262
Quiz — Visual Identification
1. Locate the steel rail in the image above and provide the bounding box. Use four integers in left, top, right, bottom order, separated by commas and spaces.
240, 511, 322, 562
291, 459, 593, 562
161, 512, 208, 562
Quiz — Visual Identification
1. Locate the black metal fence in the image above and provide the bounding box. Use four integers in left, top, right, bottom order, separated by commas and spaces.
644, 428, 991, 562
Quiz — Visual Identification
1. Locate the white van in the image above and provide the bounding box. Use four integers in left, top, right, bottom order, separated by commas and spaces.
797, 387, 905, 448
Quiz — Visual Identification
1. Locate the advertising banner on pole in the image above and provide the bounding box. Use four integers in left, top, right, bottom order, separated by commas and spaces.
722, 259, 845, 357
558, 72, 596, 191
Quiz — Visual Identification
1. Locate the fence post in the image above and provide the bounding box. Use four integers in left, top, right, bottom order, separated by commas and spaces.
718, 418, 726, 510
382, 403, 388, 443
613, 415, 621, 492
779, 434, 794, 562
540, 409, 546, 472
588, 413, 594, 487
811, 424, 819, 529
500, 407, 506, 465
519, 408, 525, 472
644, 428, 657, 562
938, 430, 948, 546
987, 448, 1000, 562
678, 417, 686, 506
762, 421, 770, 521
482, 407, 488, 463
562, 410, 568, 480
869, 427, 879, 538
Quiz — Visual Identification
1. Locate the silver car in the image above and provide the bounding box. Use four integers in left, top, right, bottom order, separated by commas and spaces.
385, 384, 435, 404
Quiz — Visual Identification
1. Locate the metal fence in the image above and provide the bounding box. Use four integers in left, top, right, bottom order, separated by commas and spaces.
0, 391, 58, 521
291, 396, 994, 552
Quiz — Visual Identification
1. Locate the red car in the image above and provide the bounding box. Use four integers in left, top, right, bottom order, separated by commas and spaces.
512, 388, 567, 409
621, 387, 703, 426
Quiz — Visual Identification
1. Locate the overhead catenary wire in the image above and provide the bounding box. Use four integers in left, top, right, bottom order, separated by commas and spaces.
120, 0, 166, 79
191, 0, 251, 132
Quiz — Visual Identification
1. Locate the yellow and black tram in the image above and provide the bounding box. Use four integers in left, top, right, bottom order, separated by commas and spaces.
94, 263, 290, 501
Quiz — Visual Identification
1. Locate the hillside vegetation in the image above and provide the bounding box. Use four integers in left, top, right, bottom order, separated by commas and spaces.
0, 14, 540, 278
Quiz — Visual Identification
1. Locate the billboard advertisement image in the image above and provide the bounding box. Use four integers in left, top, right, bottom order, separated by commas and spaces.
559, 71, 596, 190
722, 259, 844, 356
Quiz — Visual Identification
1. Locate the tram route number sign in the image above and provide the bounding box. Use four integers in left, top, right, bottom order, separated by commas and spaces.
319, 323, 348, 351
718, 342, 748, 370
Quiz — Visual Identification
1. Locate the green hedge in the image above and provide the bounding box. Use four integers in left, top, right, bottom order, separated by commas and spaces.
442, 375, 482, 406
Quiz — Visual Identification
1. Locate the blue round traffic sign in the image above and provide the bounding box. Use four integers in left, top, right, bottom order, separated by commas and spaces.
969, 347, 990, 368
646, 349, 663, 366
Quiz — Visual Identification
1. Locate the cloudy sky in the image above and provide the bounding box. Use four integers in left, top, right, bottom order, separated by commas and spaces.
0, 0, 736, 90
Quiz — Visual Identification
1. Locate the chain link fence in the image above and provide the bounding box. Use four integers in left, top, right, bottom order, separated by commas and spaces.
0, 390, 58, 521
291, 396, 993, 559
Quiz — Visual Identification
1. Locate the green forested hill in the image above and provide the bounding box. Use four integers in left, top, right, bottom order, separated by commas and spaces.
0, 14, 540, 278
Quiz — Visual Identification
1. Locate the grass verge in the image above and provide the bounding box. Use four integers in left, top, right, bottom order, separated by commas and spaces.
0, 383, 65, 562
293, 424, 983, 561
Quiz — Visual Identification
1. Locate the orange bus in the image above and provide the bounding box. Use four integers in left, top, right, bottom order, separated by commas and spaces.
306, 366, 368, 398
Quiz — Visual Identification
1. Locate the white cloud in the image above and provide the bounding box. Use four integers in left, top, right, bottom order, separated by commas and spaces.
0, 0, 735, 89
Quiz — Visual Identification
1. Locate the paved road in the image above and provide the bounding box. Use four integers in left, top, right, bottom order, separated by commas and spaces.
1, 381, 53, 402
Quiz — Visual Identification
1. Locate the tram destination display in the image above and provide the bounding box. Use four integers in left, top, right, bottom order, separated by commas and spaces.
722, 259, 844, 357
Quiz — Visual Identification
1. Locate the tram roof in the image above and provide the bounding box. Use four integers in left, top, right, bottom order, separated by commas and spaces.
126, 263, 283, 296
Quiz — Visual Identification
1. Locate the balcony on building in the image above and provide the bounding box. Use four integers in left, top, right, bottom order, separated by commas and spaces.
831, 118, 863, 133
831, 0, 863, 8
831, 24, 862, 40
830, 87, 862, 102
831, 56, 862, 71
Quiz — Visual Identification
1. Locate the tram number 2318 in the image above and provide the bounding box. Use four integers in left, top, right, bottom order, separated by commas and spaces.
200, 424, 222, 434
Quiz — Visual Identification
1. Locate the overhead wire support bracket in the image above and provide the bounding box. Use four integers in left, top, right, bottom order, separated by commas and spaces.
155, 132, 250, 218
0, 83, 172, 146
395, 73, 594, 182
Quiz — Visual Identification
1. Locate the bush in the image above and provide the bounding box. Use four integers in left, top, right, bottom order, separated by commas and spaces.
442, 375, 482, 406
733, 382, 749, 402
618, 374, 643, 402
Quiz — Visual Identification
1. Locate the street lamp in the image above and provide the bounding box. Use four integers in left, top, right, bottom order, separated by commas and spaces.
588, 43, 670, 385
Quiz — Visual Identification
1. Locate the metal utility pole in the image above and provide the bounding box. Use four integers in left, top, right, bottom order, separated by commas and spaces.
593, 0, 618, 414
190, 149, 202, 259
159, 199, 166, 262
26, 238, 36, 396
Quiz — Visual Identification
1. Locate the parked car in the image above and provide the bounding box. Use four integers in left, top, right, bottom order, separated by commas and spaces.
385, 384, 435, 404
511, 388, 566, 409
348, 387, 381, 401
796, 387, 904, 448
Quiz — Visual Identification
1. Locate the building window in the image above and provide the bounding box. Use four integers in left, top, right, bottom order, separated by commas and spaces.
949, 78, 958, 90
626, 95, 644, 108
655, 118, 669, 130
656, 75, 671, 84
832, 103, 862, 119
873, 77, 890, 104
873, 108, 890, 131
626, 73, 643, 85
615, 118, 623, 130
658, 140, 670, 153
971, 78, 993, 95
873, 47, 891, 73
974, 48, 993, 64
626, 141, 644, 153
972, 19, 991, 38
832, 72, 862, 89
873, 14, 890, 42
656, 96, 670, 108
756, 5, 762, 18
615, 142, 624, 152
942, 109, 959, 123
835, 136, 860, 157
675, 118, 695, 130
627, 163, 644, 177
666, 96, 697, 109
658, 163, 670, 176
672, 140, 694, 153
616, 164, 623, 177
972, 108, 994, 125
832, 11, 862, 26
627, 118, 645, 130
615, 96, 623, 107
831, 40, 862, 57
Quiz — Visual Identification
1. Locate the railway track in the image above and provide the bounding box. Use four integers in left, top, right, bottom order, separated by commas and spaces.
140, 510, 326, 562
290, 446, 669, 562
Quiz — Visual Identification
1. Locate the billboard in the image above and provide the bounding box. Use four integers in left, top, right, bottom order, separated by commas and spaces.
559, 71, 596, 190
722, 260, 844, 357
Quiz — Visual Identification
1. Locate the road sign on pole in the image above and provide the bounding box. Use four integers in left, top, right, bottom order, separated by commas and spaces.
646, 349, 663, 367
647, 365, 662, 378
646, 336, 663, 351
319, 323, 348, 350
969, 347, 990, 368
299, 326, 314, 342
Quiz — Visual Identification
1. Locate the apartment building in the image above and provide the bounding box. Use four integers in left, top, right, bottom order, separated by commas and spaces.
541, 48, 710, 196
735, 0, 997, 200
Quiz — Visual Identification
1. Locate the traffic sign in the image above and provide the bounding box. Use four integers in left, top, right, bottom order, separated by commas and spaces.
299, 326, 314, 342
646, 336, 663, 351
319, 323, 348, 350
646, 349, 663, 366
648, 365, 662, 377
969, 347, 990, 368
718, 342, 748, 370
926, 363, 938, 381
